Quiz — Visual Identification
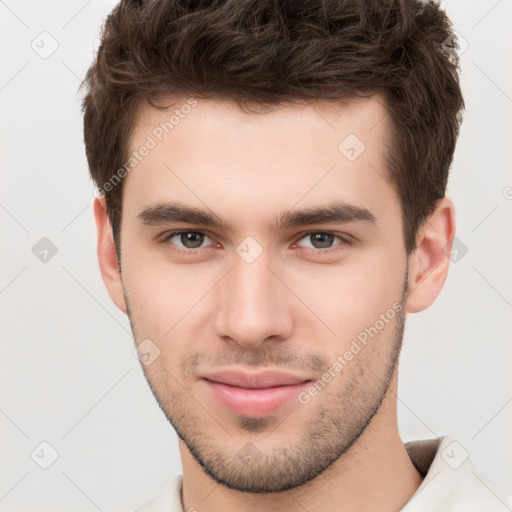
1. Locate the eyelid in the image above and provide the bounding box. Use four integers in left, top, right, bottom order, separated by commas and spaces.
292, 231, 352, 248
160, 229, 353, 255
160, 229, 216, 252
291, 232, 354, 256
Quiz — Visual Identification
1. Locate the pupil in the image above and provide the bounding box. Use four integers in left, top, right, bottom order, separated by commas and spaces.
313, 233, 333, 249
182, 232, 203, 248
178, 232, 333, 250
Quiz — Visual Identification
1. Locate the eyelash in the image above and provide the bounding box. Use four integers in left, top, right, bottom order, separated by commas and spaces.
159, 230, 353, 256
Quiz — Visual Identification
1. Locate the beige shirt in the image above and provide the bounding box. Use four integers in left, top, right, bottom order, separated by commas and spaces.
132, 436, 512, 511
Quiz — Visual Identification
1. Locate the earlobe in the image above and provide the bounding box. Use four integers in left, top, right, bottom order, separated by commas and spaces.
406, 197, 456, 314
93, 197, 128, 314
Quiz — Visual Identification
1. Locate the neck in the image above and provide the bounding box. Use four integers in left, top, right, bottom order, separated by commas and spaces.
179, 372, 423, 512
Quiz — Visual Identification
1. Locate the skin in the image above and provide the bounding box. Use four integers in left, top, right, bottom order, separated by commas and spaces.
94, 96, 455, 512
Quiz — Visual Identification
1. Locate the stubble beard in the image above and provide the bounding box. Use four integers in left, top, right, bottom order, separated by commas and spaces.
126, 271, 409, 493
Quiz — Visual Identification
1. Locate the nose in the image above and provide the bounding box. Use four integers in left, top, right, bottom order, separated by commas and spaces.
213, 250, 294, 349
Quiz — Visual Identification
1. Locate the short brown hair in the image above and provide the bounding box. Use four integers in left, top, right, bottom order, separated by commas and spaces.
81, 0, 464, 257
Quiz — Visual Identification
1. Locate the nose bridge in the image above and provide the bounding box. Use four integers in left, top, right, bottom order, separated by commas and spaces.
213, 246, 293, 347
232, 251, 274, 306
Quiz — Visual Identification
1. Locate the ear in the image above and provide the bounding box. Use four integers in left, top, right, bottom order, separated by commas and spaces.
406, 197, 456, 314
93, 197, 128, 314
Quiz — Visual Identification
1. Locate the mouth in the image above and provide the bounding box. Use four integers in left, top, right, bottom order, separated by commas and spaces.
199, 368, 312, 417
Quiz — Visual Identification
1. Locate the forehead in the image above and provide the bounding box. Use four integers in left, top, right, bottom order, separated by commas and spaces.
131, 95, 388, 150
122, 95, 397, 230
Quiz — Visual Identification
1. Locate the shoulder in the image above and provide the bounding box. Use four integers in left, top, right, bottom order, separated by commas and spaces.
130, 474, 183, 512
403, 436, 512, 511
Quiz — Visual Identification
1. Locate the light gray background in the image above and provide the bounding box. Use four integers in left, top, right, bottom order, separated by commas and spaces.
1, 1, 511, 510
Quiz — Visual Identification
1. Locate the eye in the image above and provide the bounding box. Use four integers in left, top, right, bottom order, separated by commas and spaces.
162, 230, 215, 253
159, 230, 352, 256
293, 232, 350, 253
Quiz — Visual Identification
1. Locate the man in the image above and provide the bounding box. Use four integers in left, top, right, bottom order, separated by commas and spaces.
81, 0, 511, 510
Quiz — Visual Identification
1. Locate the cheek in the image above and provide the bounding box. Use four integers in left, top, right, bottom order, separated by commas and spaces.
122, 254, 179, 338
123, 230, 405, 349
122, 252, 220, 367
289, 251, 405, 344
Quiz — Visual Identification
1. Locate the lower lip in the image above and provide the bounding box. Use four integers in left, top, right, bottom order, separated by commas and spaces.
201, 379, 310, 417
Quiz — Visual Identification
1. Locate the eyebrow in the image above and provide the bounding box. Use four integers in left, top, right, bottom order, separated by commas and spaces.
137, 200, 377, 232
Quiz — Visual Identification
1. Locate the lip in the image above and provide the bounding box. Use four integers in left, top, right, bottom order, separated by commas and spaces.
200, 368, 312, 417
201, 368, 312, 388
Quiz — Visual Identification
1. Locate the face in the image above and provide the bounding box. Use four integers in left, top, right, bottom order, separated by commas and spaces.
117, 96, 411, 492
